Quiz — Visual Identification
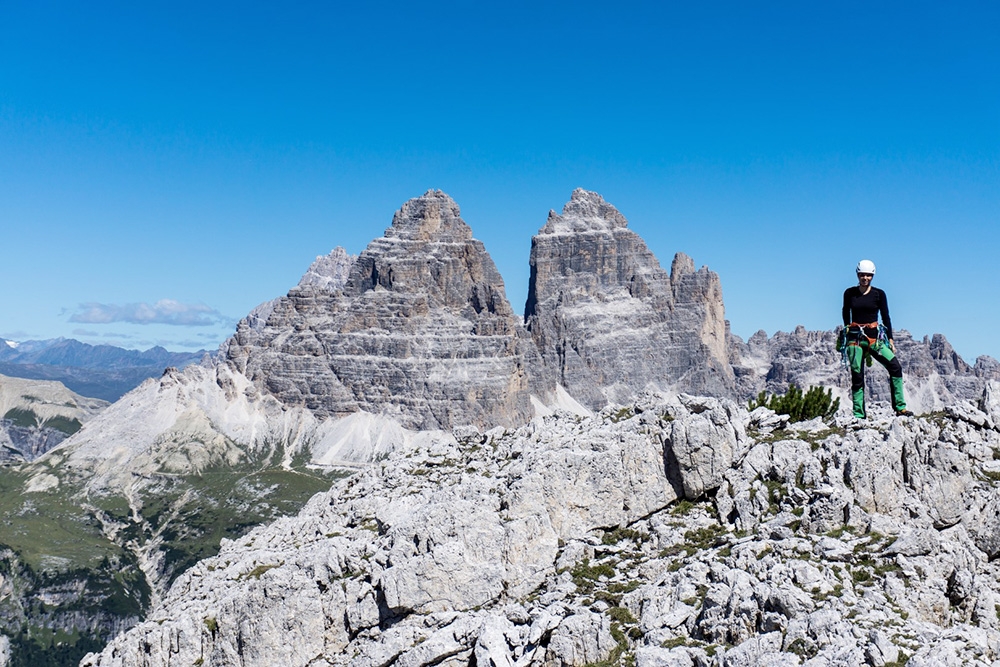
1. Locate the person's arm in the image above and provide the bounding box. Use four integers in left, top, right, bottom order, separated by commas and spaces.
842, 289, 852, 327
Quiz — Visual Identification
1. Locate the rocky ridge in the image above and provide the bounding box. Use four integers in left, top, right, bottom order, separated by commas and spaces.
526, 189, 733, 410
84, 386, 1000, 667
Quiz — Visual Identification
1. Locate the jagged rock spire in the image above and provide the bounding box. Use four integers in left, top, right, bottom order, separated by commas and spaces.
525, 189, 734, 409
226, 190, 545, 430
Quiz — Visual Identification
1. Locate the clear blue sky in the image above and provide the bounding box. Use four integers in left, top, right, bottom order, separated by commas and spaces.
2, 2, 998, 362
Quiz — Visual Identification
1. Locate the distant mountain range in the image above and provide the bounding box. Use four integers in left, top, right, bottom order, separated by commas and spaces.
0, 337, 209, 401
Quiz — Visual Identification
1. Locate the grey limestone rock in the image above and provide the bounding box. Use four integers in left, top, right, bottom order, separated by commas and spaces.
297, 246, 355, 291
525, 189, 734, 410
225, 191, 547, 430
544, 612, 616, 666
666, 395, 748, 499
83, 394, 1000, 667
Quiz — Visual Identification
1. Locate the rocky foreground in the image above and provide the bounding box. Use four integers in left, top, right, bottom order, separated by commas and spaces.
84, 387, 1000, 667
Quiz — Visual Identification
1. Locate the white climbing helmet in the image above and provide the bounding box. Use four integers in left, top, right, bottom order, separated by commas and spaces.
856, 259, 876, 275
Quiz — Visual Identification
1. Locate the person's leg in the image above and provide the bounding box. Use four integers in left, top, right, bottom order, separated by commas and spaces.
871, 343, 907, 413
847, 344, 867, 418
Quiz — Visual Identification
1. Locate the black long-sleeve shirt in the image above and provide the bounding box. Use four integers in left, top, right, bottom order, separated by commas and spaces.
842, 286, 893, 340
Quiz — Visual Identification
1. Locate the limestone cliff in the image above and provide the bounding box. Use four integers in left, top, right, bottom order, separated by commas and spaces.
525, 189, 734, 409
226, 191, 546, 430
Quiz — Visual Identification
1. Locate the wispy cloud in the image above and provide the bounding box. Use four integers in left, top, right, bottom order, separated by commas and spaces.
69, 299, 228, 327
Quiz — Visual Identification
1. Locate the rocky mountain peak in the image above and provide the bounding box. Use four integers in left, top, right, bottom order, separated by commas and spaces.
296, 246, 355, 291
670, 251, 696, 281
225, 190, 546, 430
540, 188, 629, 234
526, 190, 734, 409
384, 189, 472, 243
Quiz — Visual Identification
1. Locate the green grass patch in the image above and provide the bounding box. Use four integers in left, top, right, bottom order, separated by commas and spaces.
3, 408, 39, 429
609, 407, 635, 423
683, 525, 727, 550
670, 499, 697, 516
602, 527, 650, 546
571, 558, 616, 594
40, 416, 82, 436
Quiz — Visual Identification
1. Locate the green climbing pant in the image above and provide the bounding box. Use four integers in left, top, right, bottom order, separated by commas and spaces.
846, 336, 906, 418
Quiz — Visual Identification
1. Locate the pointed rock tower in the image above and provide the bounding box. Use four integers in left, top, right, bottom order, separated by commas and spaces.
226, 190, 540, 430
524, 189, 734, 409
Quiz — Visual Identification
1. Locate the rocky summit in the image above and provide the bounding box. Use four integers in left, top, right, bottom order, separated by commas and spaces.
525, 189, 733, 410
226, 191, 546, 431
84, 387, 1000, 667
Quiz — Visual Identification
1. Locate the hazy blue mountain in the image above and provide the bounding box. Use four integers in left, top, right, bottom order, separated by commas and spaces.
0, 338, 209, 401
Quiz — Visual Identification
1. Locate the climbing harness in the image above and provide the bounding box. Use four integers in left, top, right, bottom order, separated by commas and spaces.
839, 322, 889, 369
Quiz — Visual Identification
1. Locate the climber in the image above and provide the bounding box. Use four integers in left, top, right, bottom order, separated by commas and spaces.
837, 259, 913, 419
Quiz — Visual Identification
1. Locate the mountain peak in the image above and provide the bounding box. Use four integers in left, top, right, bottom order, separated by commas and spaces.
296, 246, 355, 291
526, 190, 733, 407
540, 188, 629, 234
385, 190, 472, 242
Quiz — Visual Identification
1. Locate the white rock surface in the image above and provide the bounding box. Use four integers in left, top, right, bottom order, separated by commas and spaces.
83, 388, 1000, 667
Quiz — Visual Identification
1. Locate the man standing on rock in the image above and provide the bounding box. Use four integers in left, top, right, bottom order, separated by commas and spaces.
839, 259, 913, 419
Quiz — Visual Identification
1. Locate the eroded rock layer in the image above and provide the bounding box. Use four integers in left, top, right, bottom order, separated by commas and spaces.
225, 190, 543, 430
525, 189, 734, 409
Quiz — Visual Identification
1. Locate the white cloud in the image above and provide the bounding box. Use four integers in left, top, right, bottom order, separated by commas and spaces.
69, 299, 228, 327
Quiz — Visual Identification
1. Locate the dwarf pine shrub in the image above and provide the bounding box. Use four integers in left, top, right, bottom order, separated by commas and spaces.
747, 383, 839, 423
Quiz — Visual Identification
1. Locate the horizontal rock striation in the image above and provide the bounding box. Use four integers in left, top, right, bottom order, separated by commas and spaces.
525, 189, 734, 410
225, 191, 546, 430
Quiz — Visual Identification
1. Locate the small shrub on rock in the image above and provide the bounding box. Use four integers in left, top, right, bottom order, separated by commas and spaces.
747, 383, 839, 423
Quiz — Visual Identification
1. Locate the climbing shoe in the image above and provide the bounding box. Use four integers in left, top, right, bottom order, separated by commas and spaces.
894, 409, 914, 417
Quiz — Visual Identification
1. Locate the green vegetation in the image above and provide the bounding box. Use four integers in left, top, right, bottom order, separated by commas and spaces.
2, 408, 82, 435
669, 499, 696, 516
786, 638, 818, 659
570, 559, 616, 594
747, 383, 840, 423
3, 408, 40, 429
7, 627, 106, 667
0, 440, 348, 666
601, 527, 650, 546
609, 407, 635, 423
683, 525, 727, 550
242, 563, 281, 580
39, 416, 82, 436
607, 606, 637, 624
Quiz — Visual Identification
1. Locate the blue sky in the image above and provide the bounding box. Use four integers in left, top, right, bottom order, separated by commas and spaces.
1, 2, 998, 363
